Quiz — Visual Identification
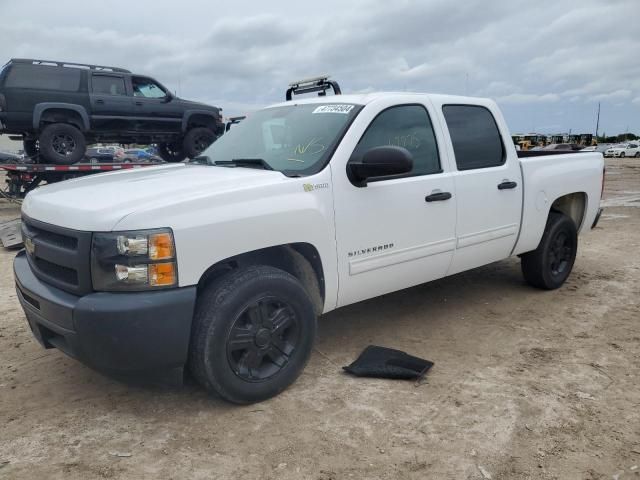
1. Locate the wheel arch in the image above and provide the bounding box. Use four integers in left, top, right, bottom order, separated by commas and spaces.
33, 103, 90, 131
182, 109, 222, 133
196, 242, 326, 315
549, 191, 588, 230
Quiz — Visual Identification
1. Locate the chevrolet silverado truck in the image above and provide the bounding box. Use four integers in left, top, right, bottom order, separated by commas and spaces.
14, 78, 605, 404
0, 58, 224, 164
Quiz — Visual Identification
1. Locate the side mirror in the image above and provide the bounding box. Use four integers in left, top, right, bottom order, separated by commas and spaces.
162, 92, 174, 103
347, 146, 413, 187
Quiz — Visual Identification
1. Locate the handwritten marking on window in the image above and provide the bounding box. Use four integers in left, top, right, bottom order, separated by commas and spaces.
387, 134, 421, 150
293, 138, 326, 156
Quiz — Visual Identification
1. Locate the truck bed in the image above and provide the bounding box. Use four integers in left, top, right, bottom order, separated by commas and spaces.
513, 151, 604, 255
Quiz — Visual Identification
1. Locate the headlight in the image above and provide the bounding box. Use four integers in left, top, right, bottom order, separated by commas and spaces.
91, 228, 177, 291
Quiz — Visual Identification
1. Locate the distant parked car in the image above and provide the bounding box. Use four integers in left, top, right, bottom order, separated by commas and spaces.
122, 148, 162, 163
84, 147, 124, 163
0, 150, 23, 164
604, 143, 640, 158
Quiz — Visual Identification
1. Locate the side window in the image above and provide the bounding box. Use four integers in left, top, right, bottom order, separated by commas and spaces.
132, 77, 167, 98
5, 64, 81, 91
92, 75, 126, 96
443, 105, 505, 170
353, 105, 441, 177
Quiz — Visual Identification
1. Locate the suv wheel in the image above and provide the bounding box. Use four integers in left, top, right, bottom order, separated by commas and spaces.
183, 127, 217, 159
189, 265, 317, 404
39, 123, 86, 165
157, 142, 187, 163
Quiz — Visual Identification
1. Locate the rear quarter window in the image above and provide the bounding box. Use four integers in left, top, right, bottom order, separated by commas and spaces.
4, 64, 81, 92
443, 105, 505, 170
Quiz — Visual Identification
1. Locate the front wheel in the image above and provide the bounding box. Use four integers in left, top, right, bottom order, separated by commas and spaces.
521, 212, 577, 290
634, 152, 640, 158
620, 152, 625, 158
157, 141, 187, 162
189, 265, 317, 404
183, 127, 217, 159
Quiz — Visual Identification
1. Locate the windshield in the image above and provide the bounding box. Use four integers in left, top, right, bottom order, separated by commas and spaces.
201, 103, 362, 176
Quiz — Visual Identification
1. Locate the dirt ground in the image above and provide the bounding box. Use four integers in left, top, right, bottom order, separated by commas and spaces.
0, 159, 639, 480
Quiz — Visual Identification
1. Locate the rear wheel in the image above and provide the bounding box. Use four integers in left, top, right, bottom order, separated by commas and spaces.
521, 212, 577, 290
157, 141, 186, 163
39, 123, 86, 165
183, 127, 216, 159
189, 265, 317, 404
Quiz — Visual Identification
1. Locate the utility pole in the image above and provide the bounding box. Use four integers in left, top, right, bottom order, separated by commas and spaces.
595, 102, 600, 140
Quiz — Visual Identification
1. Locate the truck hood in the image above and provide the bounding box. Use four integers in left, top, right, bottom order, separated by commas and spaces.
22, 164, 288, 231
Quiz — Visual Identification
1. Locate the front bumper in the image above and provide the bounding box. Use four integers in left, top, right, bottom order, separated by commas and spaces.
14, 251, 197, 384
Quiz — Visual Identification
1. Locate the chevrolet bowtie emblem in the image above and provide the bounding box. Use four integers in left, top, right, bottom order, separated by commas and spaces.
24, 235, 35, 256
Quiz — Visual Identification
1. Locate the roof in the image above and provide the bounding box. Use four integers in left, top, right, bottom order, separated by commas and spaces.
268, 92, 492, 109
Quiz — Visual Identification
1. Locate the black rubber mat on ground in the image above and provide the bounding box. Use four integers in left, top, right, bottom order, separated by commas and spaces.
343, 345, 434, 380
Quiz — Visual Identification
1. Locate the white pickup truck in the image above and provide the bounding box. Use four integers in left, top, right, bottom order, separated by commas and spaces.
14, 82, 605, 403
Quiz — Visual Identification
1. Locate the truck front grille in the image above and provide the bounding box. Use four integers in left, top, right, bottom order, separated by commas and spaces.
21, 216, 92, 295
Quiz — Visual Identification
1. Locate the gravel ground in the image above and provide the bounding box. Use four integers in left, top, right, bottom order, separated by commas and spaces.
0, 159, 639, 479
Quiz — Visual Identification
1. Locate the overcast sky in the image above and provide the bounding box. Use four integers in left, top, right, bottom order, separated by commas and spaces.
1, 0, 638, 135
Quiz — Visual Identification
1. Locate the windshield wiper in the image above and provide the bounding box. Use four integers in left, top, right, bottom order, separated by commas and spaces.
214, 158, 274, 171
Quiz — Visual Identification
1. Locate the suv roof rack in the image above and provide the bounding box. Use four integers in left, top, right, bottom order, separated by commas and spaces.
286, 75, 341, 101
11, 58, 131, 74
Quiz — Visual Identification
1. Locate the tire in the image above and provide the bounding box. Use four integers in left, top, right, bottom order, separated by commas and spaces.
620, 152, 625, 158
634, 152, 640, 158
38, 123, 86, 165
23, 139, 39, 158
157, 141, 187, 163
183, 127, 216, 159
189, 265, 317, 404
521, 212, 577, 290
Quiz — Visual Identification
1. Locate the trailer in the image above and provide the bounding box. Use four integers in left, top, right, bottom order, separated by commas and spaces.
1, 161, 159, 199
0, 162, 161, 248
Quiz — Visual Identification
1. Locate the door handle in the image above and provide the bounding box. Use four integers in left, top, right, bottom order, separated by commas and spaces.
95, 99, 105, 104
135, 101, 143, 106
425, 191, 452, 202
498, 180, 517, 190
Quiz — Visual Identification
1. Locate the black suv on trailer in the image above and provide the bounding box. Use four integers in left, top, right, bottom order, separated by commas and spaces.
0, 59, 224, 164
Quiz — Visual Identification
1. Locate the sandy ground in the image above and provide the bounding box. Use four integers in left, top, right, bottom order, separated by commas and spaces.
0, 159, 639, 480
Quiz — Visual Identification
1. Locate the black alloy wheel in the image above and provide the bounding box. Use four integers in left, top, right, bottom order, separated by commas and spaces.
183, 127, 217, 158
548, 230, 573, 276
51, 133, 76, 156
38, 123, 86, 165
189, 265, 317, 404
521, 211, 577, 289
226, 297, 299, 382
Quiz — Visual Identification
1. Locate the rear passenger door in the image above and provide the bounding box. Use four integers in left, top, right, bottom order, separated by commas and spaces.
437, 103, 523, 274
89, 73, 132, 131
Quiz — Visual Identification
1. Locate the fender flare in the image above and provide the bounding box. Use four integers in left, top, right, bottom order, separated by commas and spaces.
181, 108, 220, 132
33, 103, 90, 131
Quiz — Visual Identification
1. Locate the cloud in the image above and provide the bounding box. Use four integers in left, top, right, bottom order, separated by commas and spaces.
0, 0, 638, 133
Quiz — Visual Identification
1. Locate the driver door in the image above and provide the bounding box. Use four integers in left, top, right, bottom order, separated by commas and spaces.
332, 101, 457, 307
129, 76, 182, 132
